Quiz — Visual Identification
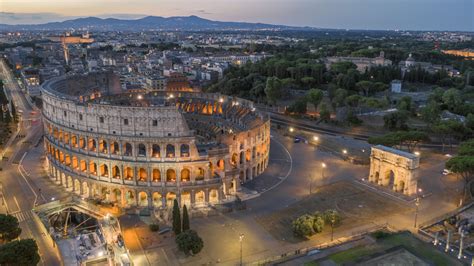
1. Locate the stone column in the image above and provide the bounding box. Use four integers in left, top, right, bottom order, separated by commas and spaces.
147, 191, 152, 209
121, 188, 126, 207
161, 194, 166, 208
205, 188, 210, 204
445, 230, 452, 252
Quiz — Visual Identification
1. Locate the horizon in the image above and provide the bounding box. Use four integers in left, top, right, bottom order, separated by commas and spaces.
1, 0, 473, 31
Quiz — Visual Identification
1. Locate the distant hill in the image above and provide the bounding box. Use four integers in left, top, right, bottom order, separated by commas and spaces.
0, 15, 312, 31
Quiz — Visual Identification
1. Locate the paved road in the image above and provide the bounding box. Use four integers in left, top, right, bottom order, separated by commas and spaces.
0, 60, 62, 266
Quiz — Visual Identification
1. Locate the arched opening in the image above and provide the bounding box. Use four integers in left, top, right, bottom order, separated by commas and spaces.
112, 165, 121, 179
209, 189, 219, 203
82, 182, 89, 197
124, 143, 133, 156
180, 144, 190, 157
80, 160, 87, 172
126, 190, 135, 205
152, 144, 160, 158
152, 169, 161, 182
74, 180, 81, 194
111, 189, 121, 204
240, 151, 245, 164
99, 139, 108, 153
217, 159, 225, 171
138, 192, 148, 207
231, 153, 238, 168
88, 138, 97, 152
65, 154, 71, 166
124, 167, 133, 180
138, 143, 146, 157
89, 162, 97, 175
195, 167, 205, 181
252, 147, 256, 159
385, 170, 395, 188
246, 149, 251, 161
374, 172, 380, 184
100, 164, 109, 177
166, 192, 176, 207
111, 141, 120, 155
67, 176, 73, 190
63, 132, 69, 145
195, 190, 205, 205
166, 169, 176, 182
138, 168, 147, 182
181, 169, 190, 182
72, 156, 78, 169
101, 187, 110, 201
166, 144, 175, 158
398, 180, 405, 192
71, 135, 78, 147
239, 171, 244, 182
79, 136, 86, 149
181, 191, 191, 207
153, 192, 162, 207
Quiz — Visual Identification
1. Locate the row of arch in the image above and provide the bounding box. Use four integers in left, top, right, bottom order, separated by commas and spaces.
49, 165, 224, 208
45, 122, 193, 159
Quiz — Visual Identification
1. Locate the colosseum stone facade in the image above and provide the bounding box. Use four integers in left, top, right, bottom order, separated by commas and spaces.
41, 72, 270, 209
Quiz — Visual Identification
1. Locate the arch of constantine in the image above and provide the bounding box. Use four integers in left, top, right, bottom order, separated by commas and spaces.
41, 71, 270, 209
368, 145, 420, 195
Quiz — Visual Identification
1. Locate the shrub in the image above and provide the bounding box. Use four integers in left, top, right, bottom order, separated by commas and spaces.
175, 230, 204, 255
149, 224, 160, 232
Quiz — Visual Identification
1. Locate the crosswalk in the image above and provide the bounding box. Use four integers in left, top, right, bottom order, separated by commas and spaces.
10, 210, 34, 223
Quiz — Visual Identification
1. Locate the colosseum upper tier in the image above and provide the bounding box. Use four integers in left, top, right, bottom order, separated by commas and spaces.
42, 72, 270, 209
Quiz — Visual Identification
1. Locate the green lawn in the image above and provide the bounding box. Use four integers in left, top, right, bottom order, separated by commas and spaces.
326, 232, 461, 266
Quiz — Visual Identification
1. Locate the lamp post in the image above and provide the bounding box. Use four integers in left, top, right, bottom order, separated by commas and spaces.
414, 188, 422, 228
330, 217, 335, 241
321, 163, 326, 180
239, 234, 244, 266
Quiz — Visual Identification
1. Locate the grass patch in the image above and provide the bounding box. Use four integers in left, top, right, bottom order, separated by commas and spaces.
325, 232, 461, 266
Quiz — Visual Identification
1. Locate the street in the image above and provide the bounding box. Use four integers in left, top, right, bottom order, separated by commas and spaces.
0, 59, 62, 266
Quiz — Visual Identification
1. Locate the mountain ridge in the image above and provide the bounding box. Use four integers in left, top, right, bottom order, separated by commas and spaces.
0, 15, 312, 31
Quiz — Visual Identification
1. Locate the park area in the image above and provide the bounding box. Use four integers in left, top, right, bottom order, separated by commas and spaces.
307, 231, 462, 266
256, 181, 409, 243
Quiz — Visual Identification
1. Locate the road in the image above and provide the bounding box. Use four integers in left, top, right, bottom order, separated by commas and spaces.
0, 60, 62, 266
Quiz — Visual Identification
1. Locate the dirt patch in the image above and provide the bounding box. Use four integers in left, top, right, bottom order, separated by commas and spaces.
256, 181, 409, 243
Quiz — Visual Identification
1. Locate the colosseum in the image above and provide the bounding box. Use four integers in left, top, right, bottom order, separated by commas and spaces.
41, 72, 270, 209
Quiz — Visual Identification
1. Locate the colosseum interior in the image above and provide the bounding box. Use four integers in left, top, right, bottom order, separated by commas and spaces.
41, 71, 271, 209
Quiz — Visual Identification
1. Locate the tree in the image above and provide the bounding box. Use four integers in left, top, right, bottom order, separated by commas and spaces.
356, 80, 374, 97
286, 97, 307, 114
442, 88, 462, 111
0, 239, 40, 265
292, 214, 315, 237
397, 96, 413, 113
172, 199, 181, 235
319, 103, 331, 122
458, 140, 474, 156
306, 88, 323, 109
446, 156, 474, 201
182, 204, 190, 231
368, 131, 429, 152
420, 101, 441, 125
312, 214, 325, 233
322, 210, 341, 227
383, 111, 409, 130
0, 214, 21, 242
332, 88, 348, 108
175, 230, 204, 255
264, 77, 283, 104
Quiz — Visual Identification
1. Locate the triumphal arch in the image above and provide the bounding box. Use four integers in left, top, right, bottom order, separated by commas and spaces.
368, 145, 420, 195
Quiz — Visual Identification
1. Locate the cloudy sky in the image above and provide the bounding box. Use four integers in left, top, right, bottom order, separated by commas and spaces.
1, 0, 473, 31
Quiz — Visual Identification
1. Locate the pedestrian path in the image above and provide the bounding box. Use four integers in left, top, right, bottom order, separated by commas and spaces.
11, 209, 34, 223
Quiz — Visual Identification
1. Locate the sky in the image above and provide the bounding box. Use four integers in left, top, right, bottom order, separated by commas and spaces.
1, 0, 473, 31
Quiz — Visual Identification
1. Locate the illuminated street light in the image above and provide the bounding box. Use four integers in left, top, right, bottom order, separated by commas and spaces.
239, 234, 244, 266
219, 98, 224, 103
51, 197, 55, 201
289, 127, 294, 132
137, 95, 143, 100
313, 136, 319, 141
342, 149, 348, 155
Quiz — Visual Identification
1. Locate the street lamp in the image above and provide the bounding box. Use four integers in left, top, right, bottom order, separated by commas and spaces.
289, 127, 294, 133
239, 234, 244, 266
313, 136, 319, 141
331, 217, 335, 241
414, 188, 422, 228
342, 149, 348, 155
